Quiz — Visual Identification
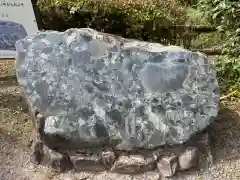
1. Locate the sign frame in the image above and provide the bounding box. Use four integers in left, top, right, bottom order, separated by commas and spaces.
0, 0, 42, 59
31, 0, 44, 30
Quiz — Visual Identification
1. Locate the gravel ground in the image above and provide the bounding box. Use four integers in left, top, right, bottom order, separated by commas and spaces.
0, 60, 239, 180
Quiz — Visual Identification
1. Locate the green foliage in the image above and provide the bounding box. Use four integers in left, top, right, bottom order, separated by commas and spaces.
178, 0, 198, 6
190, 32, 225, 49
185, 7, 220, 50
216, 55, 240, 92
198, 0, 240, 56
186, 7, 210, 26
198, 0, 239, 29
38, 0, 187, 43
198, 0, 240, 94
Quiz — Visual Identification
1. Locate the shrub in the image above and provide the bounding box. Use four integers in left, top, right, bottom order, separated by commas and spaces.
198, 0, 240, 94
38, 0, 187, 43
216, 56, 240, 93
186, 7, 210, 26
190, 32, 225, 49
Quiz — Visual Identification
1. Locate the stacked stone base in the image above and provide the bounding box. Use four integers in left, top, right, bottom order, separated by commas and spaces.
30, 110, 212, 178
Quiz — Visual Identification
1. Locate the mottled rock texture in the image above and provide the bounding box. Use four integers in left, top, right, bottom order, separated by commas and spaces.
178, 147, 199, 171
157, 153, 178, 177
15, 28, 220, 151
0, 20, 27, 50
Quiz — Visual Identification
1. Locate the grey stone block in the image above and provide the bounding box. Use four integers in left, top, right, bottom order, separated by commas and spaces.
15, 28, 220, 151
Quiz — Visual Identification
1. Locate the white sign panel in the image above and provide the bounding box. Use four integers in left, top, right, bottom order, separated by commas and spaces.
0, 0, 39, 59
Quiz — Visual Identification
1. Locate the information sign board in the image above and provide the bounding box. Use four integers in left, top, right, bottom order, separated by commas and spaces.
0, 0, 39, 59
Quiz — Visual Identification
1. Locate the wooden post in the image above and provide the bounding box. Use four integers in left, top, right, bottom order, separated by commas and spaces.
31, 0, 44, 30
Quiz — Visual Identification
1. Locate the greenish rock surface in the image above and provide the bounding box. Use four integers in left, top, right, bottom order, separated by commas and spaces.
15, 28, 220, 150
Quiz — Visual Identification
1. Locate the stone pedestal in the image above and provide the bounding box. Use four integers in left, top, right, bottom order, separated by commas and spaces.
30, 111, 212, 177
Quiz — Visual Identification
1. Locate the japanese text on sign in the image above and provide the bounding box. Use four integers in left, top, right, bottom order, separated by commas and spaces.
0, 1, 24, 7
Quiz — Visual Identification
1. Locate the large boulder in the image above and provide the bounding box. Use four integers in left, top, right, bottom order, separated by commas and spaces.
15, 28, 220, 151
0, 20, 27, 50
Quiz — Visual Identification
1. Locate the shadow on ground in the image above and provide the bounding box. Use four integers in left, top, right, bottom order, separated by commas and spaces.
208, 103, 240, 164
0, 90, 29, 113
0, 74, 17, 83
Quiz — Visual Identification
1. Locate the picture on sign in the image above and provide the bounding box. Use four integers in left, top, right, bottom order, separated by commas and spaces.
0, 20, 27, 50
0, 0, 39, 59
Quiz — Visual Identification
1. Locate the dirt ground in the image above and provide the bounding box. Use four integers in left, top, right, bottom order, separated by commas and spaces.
0, 60, 239, 180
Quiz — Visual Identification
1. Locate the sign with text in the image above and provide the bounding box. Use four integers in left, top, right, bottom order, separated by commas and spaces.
0, 0, 39, 59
